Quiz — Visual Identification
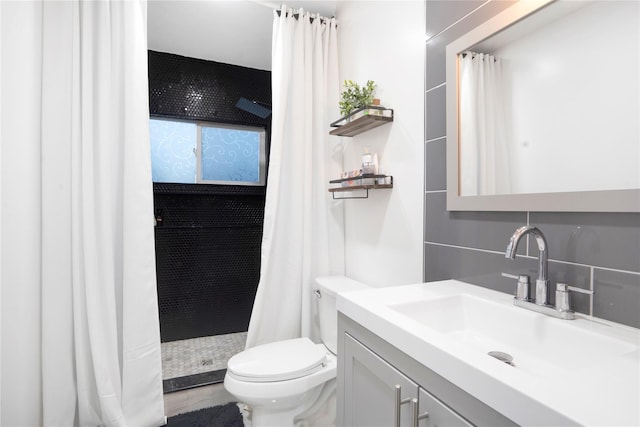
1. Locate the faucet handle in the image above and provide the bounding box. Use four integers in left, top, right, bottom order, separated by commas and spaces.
501, 272, 525, 280
556, 283, 594, 313
502, 272, 530, 301
567, 284, 594, 295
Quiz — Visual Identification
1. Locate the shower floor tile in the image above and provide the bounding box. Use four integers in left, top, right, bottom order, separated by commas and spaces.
161, 332, 247, 380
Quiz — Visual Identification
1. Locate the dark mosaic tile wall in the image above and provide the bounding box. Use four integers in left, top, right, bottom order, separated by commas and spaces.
424, 1, 640, 328
148, 50, 271, 126
149, 51, 270, 342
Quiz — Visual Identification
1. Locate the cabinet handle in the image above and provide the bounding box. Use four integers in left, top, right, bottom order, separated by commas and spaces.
411, 398, 429, 427
394, 385, 411, 427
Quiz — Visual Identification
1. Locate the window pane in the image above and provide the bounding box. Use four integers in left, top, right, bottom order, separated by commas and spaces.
201, 127, 261, 183
149, 119, 196, 183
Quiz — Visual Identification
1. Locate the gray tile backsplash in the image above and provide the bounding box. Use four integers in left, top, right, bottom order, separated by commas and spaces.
426, 0, 516, 90
424, 138, 446, 191
425, 242, 519, 294
593, 269, 640, 329
424, 0, 640, 328
424, 243, 592, 316
425, 85, 446, 140
426, 1, 485, 38
530, 212, 640, 273
426, 192, 526, 252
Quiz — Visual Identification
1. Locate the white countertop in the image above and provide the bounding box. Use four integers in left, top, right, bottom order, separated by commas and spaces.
337, 279, 640, 426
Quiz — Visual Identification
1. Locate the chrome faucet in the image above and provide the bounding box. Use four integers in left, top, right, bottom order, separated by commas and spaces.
505, 225, 549, 305
503, 225, 593, 320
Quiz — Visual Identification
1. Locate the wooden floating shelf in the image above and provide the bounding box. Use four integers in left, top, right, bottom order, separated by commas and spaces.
330, 115, 393, 137
329, 106, 394, 137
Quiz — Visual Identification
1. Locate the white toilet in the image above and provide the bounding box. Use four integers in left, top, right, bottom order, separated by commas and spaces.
224, 276, 369, 427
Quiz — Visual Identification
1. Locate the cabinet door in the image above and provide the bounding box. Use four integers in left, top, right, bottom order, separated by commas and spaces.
417, 387, 473, 427
343, 333, 419, 427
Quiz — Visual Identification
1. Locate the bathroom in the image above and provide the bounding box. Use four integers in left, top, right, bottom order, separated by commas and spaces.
1, 0, 639, 426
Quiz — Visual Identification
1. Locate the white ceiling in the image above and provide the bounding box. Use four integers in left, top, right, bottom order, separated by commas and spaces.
147, 0, 337, 71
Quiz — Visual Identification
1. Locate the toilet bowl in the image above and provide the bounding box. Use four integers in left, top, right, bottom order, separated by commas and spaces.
224, 276, 369, 427
224, 337, 337, 426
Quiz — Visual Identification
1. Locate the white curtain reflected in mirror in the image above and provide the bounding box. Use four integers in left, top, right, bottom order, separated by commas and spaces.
459, 52, 511, 196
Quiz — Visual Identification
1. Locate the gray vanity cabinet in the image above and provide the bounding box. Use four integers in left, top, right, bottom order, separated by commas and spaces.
342, 333, 471, 427
343, 332, 418, 426
417, 387, 472, 427
337, 313, 518, 427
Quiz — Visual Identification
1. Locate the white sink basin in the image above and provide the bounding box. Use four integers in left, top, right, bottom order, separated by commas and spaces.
337, 280, 640, 426
388, 293, 638, 378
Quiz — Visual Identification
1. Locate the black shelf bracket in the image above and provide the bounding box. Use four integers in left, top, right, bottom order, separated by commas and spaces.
331, 188, 372, 200
328, 175, 393, 200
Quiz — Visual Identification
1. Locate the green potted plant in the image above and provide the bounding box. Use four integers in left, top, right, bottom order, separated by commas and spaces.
339, 80, 376, 117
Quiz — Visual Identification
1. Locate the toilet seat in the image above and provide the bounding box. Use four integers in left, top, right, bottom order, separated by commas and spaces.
227, 337, 327, 383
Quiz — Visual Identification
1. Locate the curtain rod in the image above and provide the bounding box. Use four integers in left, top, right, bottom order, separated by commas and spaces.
275, 8, 335, 24
461, 51, 498, 62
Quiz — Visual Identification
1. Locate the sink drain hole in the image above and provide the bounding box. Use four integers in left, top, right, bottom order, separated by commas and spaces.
488, 351, 515, 366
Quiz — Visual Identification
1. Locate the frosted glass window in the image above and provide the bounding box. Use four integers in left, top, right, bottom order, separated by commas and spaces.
200, 126, 264, 184
149, 118, 266, 186
149, 119, 196, 183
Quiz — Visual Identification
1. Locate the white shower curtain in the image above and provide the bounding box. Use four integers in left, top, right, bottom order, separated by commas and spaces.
459, 52, 510, 196
1, 1, 165, 426
246, 8, 344, 348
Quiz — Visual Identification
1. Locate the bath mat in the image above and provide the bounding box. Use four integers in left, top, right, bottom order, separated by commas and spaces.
166, 402, 245, 427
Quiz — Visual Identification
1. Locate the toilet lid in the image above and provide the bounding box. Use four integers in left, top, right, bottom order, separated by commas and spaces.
227, 337, 327, 383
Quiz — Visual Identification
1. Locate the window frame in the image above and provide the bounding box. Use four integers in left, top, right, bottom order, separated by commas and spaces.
150, 116, 267, 186
195, 121, 267, 186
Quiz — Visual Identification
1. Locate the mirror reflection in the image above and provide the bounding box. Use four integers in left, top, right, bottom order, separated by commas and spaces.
457, 0, 639, 197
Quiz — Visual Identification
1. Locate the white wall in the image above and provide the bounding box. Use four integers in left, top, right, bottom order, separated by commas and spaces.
147, 1, 338, 71
0, 1, 3, 421
1, 2, 43, 424
336, 1, 425, 287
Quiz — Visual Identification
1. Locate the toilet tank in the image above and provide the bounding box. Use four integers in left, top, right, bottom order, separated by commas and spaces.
316, 276, 370, 354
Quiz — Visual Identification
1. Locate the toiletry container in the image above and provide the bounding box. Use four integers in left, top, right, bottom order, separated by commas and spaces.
362, 149, 375, 175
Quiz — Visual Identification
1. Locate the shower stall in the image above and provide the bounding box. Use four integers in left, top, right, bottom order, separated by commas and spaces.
147, 50, 271, 393
154, 184, 264, 392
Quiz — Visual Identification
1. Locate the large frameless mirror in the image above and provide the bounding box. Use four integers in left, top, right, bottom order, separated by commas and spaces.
446, 0, 640, 212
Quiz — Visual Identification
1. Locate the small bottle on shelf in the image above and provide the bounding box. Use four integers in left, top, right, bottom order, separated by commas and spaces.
362, 148, 375, 175
371, 98, 381, 115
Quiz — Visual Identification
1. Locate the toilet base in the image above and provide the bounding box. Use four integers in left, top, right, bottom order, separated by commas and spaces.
243, 380, 337, 427
250, 406, 300, 427
244, 383, 323, 427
